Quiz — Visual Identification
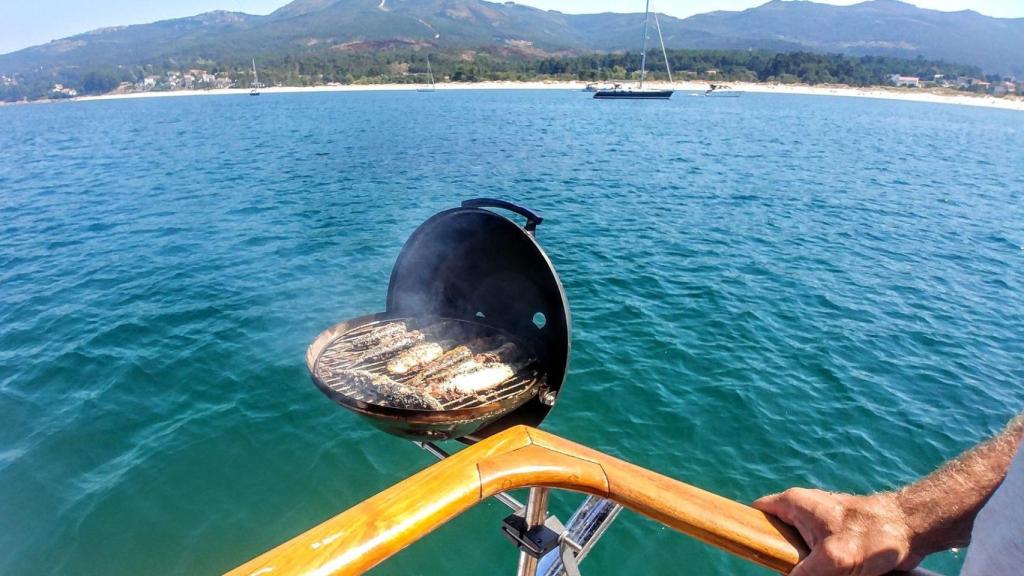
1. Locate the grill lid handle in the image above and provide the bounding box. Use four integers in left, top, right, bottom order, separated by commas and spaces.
462, 198, 543, 233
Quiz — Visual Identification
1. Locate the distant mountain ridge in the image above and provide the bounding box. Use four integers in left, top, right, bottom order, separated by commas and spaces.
676, 0, 1023, 75
2, 0, 1022, 76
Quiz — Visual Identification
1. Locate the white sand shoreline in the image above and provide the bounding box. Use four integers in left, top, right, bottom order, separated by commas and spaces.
8, 80, 1023, 112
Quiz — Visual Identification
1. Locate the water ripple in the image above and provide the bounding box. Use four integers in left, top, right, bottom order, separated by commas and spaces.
0, 92, 1022, 576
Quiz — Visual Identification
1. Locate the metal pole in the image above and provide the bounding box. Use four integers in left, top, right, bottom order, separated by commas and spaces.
515, 487, 550, 576
639, 0, 651, 88
538, 496, 623, 576
654, 10, 673, 84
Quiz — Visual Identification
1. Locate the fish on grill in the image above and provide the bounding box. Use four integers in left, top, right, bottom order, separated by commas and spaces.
387, 342, 446, 375
472, 342, 520, 364
412, 345, 473, 382
361, 331, 426, 363
329, 325, 533, 408
420, 342, 528, 400
418, 342, 522, 387
432, 361, 527, 399
340, 369, 443, 410
349, 322, 407, 350
359, 321, 464, 365
410, 337, 500, 383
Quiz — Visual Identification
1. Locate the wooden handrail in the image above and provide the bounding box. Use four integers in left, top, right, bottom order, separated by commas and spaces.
226, 425, 937, 576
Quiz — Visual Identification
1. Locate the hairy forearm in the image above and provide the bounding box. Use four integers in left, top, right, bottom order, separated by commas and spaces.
894, 414, 1024, 557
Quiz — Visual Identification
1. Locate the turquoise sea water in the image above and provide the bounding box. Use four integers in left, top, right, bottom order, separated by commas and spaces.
1, 90, 1022, 575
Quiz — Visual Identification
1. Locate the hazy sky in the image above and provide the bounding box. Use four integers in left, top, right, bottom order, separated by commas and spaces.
2, 0, 1022, 55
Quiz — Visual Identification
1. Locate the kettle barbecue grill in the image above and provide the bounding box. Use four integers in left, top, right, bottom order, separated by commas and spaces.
306, 199, 571, 441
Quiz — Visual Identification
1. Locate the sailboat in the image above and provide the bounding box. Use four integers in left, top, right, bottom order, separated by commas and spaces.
249, 59, 261, 96
417, 55, 436, 92
594, 0, 673, 100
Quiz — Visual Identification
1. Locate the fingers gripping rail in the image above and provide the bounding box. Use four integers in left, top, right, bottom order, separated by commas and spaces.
225, 426, 935, 576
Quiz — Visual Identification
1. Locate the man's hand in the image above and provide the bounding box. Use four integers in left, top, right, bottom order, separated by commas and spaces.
753, 417, 1023, 575
753, 488, 920, 576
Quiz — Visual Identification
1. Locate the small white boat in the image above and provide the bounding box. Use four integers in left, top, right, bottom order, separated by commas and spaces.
705, 83, 743, 97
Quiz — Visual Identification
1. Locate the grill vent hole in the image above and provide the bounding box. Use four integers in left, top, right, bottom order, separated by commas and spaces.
532, 312, 546, 329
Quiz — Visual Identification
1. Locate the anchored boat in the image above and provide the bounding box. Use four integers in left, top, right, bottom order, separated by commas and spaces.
249, 59, 261, 96
226, 200, 942, 576
594, 0, 674, 100
593, 83, 673, 99
417, 54, 436, 92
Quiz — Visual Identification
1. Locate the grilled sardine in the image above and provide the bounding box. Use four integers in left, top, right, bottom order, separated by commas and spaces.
412, 346, 472, 383
473, 342, 520, 364
349, 322, 407, 350
340, 369, 443, 410
411, 337, 499, 384
362, 331, 426, 363
432, 362, 521, 398
387, 342, 446, 375
417, 341, 521, 386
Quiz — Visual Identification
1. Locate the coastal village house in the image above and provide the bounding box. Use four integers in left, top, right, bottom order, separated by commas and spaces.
49, 83, 78, 97
889, 74, 921, 88
992, 81, 1017, 96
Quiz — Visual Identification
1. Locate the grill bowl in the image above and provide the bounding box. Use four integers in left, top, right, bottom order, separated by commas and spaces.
307, 312, 548, 440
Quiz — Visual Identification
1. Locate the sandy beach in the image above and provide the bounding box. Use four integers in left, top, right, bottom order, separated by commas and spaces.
732, 81, 1024, 112
20, 80, 1023, 112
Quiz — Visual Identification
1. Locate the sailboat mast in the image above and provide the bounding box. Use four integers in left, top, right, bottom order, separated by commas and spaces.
638, 0, 651, 88
427, 55, 434, 87
654, 10, 672, 84
252, 58, 259, 87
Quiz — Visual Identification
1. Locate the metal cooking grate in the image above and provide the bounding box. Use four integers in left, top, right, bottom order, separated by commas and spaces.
314, 318, 542, 411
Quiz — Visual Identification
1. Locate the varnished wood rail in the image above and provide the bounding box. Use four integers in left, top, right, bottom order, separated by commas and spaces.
226, 426, 938, 576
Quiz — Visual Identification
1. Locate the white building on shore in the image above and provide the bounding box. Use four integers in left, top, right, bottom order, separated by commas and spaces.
889, 74, 920, 88
49, 83, 78, 97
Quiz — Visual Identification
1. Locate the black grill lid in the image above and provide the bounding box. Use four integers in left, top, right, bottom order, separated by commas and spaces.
385, 199, 571, 434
